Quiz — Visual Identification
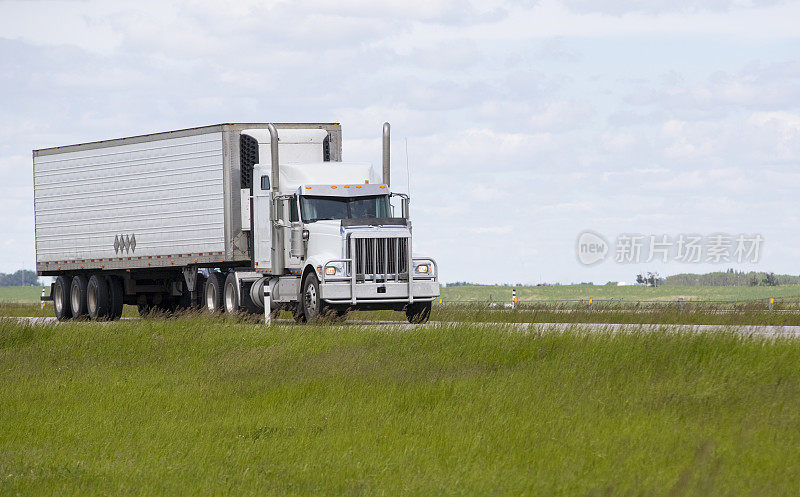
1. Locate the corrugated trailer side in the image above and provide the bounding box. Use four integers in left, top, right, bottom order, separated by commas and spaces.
34, 123, 343, 276
34, 126, 233, 275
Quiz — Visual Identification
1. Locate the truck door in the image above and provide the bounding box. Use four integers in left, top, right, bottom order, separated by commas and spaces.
252, 164, 272, 269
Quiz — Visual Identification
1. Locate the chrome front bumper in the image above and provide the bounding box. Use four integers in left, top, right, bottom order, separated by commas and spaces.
320, 279, 440, 304
320, 257, 439, 305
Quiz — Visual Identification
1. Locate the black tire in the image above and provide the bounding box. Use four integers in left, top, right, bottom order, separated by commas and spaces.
137, 295, 152, 317
334, 306, 349, 321
53, 275, 72, 321
406, 301, 432, 324
70, 275, 89, 318
106, 276, 124, 320
292, 304, 307, 323
193, 274, 207, 309
223, 272, 240, 314
205, 272, 226, 313
302, 273, 322, 322
138, 293, 173, 316
87, 274, 110, 320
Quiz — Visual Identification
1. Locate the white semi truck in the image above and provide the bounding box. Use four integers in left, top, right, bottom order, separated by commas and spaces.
34, 122, 439, 323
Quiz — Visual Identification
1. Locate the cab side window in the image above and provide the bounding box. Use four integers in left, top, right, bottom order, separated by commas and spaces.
289, 195, 299, 222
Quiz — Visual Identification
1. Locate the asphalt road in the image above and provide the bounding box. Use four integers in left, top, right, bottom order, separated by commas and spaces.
6, 316, 800, 339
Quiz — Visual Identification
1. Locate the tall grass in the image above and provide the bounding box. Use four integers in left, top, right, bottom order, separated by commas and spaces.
1, 316, 799, 495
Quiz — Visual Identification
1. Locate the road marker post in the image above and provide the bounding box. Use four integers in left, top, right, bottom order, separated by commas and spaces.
589, 298, 593, 312
512, 289, 517, 310
41, 288, 46, 309
264, 282, 271, 325
770, 297, 774, 312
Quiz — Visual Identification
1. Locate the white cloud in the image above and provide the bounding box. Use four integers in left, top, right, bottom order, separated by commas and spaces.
469, 226, 513, 234
1, 0, 800, 282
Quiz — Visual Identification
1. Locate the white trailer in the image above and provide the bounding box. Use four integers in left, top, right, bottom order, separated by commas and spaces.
34, 122, 439, 322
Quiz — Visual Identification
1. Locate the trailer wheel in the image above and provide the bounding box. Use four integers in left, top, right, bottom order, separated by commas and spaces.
137, 295, 152, 317
70, 275, 89, 318
53, 275, 73, 321
106, 276, 124, 320
302, 273, 322, 322
193, 274, 207, 309
405, 301, 432, 324
87, 274, 111, 320
205, 272, 226, 313
223, 273, 240, 314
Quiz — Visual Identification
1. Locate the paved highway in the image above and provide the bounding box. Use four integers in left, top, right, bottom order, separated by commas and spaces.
5, 316, 800, 339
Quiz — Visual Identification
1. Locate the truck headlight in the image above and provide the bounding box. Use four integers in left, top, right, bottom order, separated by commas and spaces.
415, 264, 430, 274
325, 262, 345, 276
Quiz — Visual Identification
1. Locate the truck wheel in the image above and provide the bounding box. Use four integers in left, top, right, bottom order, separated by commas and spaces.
205, 272, 225, 313
302, 274, 322, 322
292, 303, 306, 323
87, 274, 111, 320
137, 295, 152, 317
189, 273, 207, 309
70, 275, 89, 318
406, 301, 432, 324
223, 273, 240, 314
106, 276, 124, 320
334, 307, 349, 321
53, 275, 73, 321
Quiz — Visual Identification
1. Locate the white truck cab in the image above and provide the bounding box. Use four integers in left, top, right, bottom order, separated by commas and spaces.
238, 123, 439, 323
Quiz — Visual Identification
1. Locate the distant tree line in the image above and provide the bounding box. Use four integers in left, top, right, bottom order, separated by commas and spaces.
662, 269, 799, 287
636, 272, 664, 287
0, 270, 40, 287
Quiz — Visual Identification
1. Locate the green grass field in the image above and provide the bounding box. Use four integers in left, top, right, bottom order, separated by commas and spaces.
442, 284, 800, 303
1, 317, 799, 495
0, 286, 46, 304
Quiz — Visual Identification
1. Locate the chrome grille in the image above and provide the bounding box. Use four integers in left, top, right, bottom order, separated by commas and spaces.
349, 237, 408, 281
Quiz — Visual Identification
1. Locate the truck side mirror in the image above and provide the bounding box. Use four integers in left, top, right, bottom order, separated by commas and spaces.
260, 175, 270, 191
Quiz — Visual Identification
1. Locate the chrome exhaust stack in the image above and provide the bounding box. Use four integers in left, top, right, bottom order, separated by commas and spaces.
267, 123, 284, 274
382, 122, 390, 186
268, 123, 280, 192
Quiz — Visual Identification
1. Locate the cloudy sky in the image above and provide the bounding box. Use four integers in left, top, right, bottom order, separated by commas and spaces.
2, 0, 800, 284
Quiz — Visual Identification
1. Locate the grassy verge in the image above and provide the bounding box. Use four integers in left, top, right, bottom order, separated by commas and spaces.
0, 286, 47, 304
1, 316, 799, 495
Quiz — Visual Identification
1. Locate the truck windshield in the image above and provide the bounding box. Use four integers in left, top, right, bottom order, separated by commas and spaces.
300, 195, 391, 222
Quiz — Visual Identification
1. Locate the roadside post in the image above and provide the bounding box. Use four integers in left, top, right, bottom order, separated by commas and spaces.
264, 282, 271, 324
770, 297, 774, 312
589, 298, 593, 312
41, 287, 45, 309
512, 289, 517, 309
